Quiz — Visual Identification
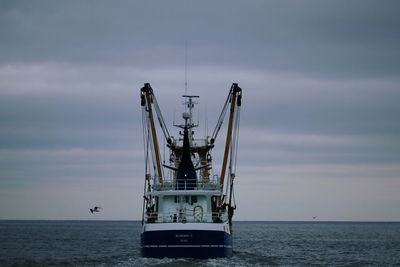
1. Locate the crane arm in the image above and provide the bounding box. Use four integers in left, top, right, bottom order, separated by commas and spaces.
141, 83, 163, 182
141, 83, 172, 143
219, 83, 242, 190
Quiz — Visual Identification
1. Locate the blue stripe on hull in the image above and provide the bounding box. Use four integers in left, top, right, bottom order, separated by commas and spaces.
141, 230, 232, 258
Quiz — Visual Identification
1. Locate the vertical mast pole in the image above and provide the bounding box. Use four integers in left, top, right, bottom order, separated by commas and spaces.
143, 84, 163, 183
185, 41, 188, 96
220, 86, 237, 190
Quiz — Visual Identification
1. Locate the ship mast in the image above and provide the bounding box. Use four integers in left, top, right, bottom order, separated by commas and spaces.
219, 84, 242, 190
141, 84, 163, 183
182, 95, 199, 143
141, 83, 173, 183
220, 83, 242, 227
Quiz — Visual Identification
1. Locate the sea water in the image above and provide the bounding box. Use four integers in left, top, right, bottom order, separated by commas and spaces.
1, 220, 399, 266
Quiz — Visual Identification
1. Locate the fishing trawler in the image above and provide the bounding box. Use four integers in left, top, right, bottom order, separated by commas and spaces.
140, 83, 242, 258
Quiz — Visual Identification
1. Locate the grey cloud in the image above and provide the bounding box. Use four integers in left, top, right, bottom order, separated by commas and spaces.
1, 0, 400, 220
238, 132, 400, 166
1, 63, 399, 154
1, 0, 399, 79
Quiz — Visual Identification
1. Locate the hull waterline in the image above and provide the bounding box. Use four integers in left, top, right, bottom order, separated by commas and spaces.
141, 229, 232, 258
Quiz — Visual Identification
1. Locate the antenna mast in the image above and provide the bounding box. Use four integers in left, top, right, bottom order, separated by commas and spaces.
185, 41, 188, 96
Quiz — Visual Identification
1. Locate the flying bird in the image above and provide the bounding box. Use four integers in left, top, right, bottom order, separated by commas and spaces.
90, 206, 103, 214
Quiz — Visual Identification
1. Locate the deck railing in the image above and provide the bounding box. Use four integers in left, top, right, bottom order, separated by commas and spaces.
144, 210, 229, 224
153, 175, 220, 191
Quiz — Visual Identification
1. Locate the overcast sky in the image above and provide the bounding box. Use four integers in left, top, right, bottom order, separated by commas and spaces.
1, 0, 399, 221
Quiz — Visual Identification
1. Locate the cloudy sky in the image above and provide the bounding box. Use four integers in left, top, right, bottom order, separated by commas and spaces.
1, 0, 399, 221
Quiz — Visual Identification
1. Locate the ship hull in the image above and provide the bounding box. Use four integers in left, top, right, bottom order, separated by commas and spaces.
141, 225, 232, 258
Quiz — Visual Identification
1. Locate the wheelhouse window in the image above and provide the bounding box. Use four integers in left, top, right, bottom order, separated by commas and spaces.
174, 195, 198, 204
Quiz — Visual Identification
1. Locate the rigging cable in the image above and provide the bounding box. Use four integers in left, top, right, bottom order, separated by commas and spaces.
233, 105, 241, 174
141, 106, 151, 223
228, 92, 241, 207
152, 93, 172, 144
210, 90, 231, 144
231, 104, 240, 209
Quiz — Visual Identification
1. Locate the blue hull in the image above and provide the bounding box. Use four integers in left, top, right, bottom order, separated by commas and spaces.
141, 229, 232, 258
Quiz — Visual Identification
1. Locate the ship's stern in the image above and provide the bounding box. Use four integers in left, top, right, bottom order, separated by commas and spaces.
141, 223, 232, 258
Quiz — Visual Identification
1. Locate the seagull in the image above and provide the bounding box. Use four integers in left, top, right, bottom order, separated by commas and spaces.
90, 206, 103, 214
312, 216, 317, 220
